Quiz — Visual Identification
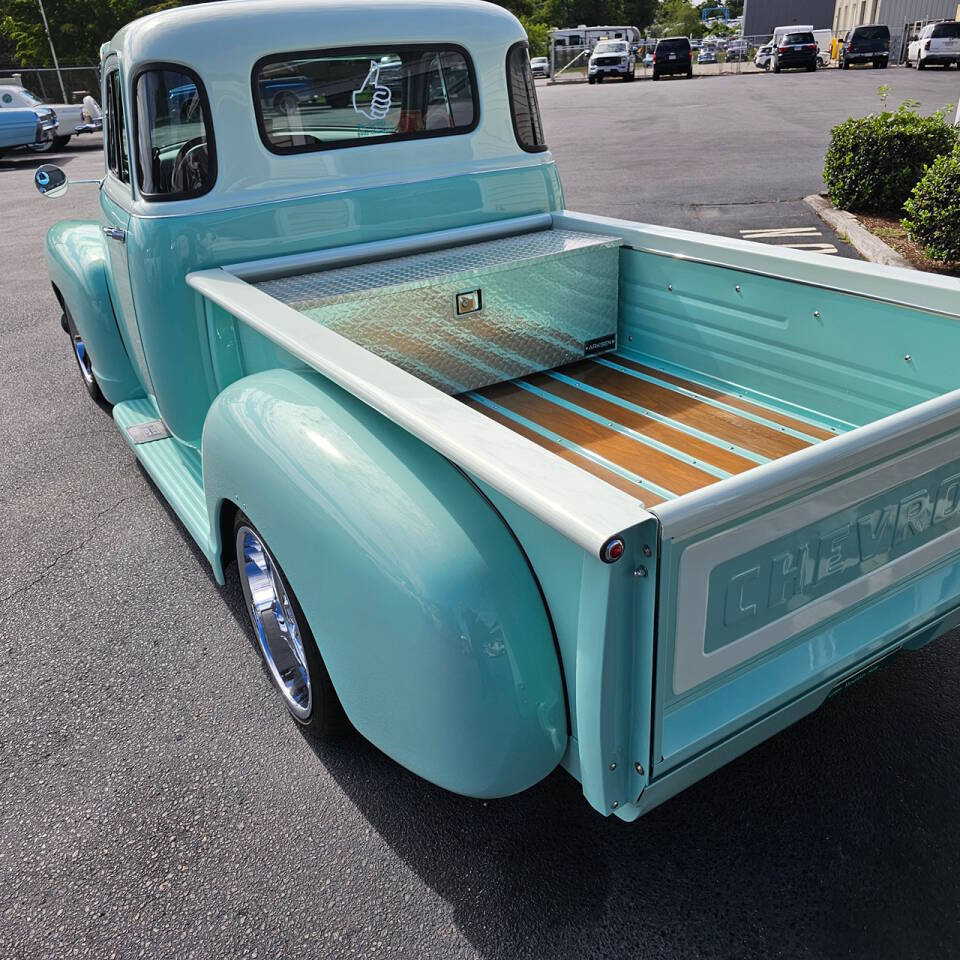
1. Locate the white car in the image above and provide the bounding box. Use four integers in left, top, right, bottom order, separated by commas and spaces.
0, 84, 90, 151
529, 56, 550, 78
907, 20, 960, 69
754, 43, 774, 69
587, 39, 636, 83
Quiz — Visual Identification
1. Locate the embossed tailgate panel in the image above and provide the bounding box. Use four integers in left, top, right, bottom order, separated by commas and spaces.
651, 428, 960, 774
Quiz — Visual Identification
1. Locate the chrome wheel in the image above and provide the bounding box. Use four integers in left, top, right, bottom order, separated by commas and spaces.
236, 525, 312, 720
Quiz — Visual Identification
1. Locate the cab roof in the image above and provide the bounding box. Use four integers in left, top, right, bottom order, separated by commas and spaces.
105, 0, 525, 66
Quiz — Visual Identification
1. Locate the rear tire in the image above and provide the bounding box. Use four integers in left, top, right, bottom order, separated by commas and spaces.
234, 514, 345, 738
773, 62, 781, 73
918, 57, 925, 69
52, 135, 71, 150
64, 306, 103, 403
686, 68, 693, 78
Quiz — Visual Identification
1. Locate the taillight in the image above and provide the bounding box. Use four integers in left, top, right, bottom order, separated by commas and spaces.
808, 44, 817, 50
845, 42, 851, 51
653, 51, 657, 62
924, 39, 931, 50
778, 45, 788, 53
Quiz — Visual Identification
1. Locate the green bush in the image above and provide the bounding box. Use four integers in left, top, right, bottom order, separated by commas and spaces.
823, 103, 958, 213
902, 144, 960, 262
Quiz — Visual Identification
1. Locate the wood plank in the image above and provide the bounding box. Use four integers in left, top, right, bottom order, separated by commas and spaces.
561, 361, 814, 460
609, 355, 837, 441
477, 382, 720, 496
461, 397, 664, 504
526, 372, 759, 475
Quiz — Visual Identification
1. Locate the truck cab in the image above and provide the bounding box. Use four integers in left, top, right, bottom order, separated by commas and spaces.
37, 0, 960, 821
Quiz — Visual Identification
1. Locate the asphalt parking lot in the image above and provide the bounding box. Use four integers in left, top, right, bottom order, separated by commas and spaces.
2, 66, 960, 959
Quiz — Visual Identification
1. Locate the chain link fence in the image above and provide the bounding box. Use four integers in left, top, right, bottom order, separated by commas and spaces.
548, 33, 839, 83
0, 65, 100, 103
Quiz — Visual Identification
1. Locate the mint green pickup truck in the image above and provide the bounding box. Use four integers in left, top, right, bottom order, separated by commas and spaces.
36, 0, 960, 820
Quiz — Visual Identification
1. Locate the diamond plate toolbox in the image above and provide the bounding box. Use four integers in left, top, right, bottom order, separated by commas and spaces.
255, 229, 621, 394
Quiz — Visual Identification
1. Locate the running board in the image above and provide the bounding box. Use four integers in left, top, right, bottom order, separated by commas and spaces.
113, 398, 217, 572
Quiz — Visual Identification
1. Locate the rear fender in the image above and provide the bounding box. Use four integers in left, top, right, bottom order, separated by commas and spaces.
202, 368, 567, 798
45, 220, 142, 404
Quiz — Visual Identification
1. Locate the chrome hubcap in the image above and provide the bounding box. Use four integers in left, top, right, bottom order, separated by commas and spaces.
236, 526, 312, 720
72, 333, 94, 386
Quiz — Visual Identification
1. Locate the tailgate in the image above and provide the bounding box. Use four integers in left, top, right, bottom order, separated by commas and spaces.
649, 395, 960, 777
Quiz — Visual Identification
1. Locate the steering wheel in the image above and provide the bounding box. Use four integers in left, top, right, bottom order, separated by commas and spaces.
170, 137, 208, 194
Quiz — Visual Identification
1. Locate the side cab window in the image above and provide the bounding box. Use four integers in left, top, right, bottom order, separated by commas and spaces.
105, 69, 130, 183
133, 65, 216, 200
506, 42, 546, 153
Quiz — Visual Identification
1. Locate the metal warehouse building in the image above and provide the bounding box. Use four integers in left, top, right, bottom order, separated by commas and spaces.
833, 0, 959, 58
741, 0, 837, 36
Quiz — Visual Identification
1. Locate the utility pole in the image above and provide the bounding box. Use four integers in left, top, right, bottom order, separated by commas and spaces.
36, 0, 68, 103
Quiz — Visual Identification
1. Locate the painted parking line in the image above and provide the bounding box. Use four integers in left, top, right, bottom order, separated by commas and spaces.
739, 225, 838, 255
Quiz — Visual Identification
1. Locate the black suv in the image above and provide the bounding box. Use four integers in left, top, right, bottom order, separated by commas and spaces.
652, 37, 693, 79
839, 24, 890, 68
772, 31, 818, 72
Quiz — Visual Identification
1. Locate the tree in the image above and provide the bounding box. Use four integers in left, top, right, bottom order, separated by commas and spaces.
0, 0, 200, 66
652, 0, 701, 37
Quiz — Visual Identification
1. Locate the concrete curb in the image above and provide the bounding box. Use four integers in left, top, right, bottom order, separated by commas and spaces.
804, 194, 913, 269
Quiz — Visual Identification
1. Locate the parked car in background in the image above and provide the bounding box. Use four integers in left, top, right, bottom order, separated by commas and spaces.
754, 43, 774, 69
726, 39, 751, 62
907, 20, 960, 69
0, 84, 81, 150
839, 23, 890, 68
587, 39, 636, 82
653, 35, 693, 78
698, 43, 718, 64
812, 28, 833, 66
530, 55, 550, 78
0, 105, 56, 158
642, 51, 654, 67
773, 30, 818, 72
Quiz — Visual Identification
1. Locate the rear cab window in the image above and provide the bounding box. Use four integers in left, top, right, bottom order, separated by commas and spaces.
784, 32, 815, 44
133, 65, 216, 200
932, 22, 960, 38
252, 45, 477, 154
657, 38, 690, 52
852, 25, 889, 41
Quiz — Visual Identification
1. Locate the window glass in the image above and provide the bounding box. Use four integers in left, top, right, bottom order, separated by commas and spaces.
105, 70, 130, 183
506, 42, 546, 153
594, 41, 627, 55
134, 67, 214, 198
658, 38, 690, 51
253, 46, 476, 153
853, 25, 889, 40
932, 22, 960, 38
784, 33, 815, 44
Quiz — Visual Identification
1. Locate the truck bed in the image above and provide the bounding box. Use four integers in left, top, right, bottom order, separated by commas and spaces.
462, 349, 840, 506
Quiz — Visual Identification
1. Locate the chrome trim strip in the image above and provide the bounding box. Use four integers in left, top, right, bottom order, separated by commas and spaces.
467, 392, 677, 502
546, 370, 769, 465
594, 357, 827, 446
511, 379, 731, 480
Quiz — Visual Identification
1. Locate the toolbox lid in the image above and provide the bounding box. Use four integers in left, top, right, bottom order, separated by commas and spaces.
254, 228, 621, 310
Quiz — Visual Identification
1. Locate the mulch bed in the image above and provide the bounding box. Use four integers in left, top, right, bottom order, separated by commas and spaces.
856, 213, 960, 278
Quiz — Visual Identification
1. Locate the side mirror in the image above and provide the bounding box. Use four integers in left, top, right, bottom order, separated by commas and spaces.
35, 163, 69, 198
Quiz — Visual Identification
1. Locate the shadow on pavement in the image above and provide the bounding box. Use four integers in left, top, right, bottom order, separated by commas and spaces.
300, 631, 960, 960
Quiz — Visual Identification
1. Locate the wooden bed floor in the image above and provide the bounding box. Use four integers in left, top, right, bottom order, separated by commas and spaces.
460, 352, 841, 506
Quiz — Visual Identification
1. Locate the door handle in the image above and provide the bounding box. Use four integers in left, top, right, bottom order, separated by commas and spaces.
102, 226, 126, 242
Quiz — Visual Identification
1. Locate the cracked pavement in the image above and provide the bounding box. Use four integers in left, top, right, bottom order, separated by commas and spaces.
2, 67, 960, 960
